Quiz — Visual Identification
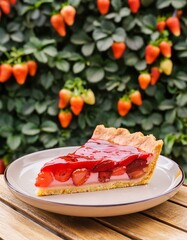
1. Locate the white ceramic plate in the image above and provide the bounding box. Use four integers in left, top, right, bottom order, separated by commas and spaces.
4, 147, 185, 217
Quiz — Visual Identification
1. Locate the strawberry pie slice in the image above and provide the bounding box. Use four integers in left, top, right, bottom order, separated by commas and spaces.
35, 125, 163, 196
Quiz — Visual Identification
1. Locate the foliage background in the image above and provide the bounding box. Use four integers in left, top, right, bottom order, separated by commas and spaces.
0, 0, 187, 176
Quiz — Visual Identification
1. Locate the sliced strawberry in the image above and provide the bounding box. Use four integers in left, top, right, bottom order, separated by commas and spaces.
118, 154, 139, 167
92, 160, 115, 172
54, 168, 72, 182
72, 168, 90, 186
126, 159, 148, 174
98, 171, 112, 182
112, 166, 126, 176
35, 171, 53, 187
128, 169, 145, 179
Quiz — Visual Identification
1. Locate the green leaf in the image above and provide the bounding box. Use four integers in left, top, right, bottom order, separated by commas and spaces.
165, 109, 176, 124
135, 60, 147, 71
7, 135, 22, 150
86, 67, 105, 83
41, 121, 58, 133
173, 80, 186, 90
96, 37, 113, 51
142, 14, 156, 29
156, 0, 171, 9
126, 36, 144, 50
164, 134, 176, 155
43, 46, 57, 57
73, 62, 85, 73
124, 52, 138, 66
112, 28, 126, 42
176, 93, 187, 107
10, 32, 24, 42
104, 61, 118, 73
35, 102, 47, 114
177, 108, 187, 118
34, 51, 48, 63
119, 7, 130, 17
22, 123, 40, 136
141, 118, 153, 131
141, 0, 154, 7
40, 72, 54, 89
93, 29, 108, 41
158, 100, 175, 110
122, 16, 136, 31
150, 113, 163, 125
101, 20, 115, 33
40, 133, 58, 148
81, 43, 95, 56
139, 101, 153, 114
0, 28, 9, 44
56, 60, 70, 72
171, 0, 186, 9
111, 0, 122, 11
71, 32, 91, 45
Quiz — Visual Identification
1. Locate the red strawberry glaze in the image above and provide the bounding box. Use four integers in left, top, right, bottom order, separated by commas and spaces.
41, 139, 151, 174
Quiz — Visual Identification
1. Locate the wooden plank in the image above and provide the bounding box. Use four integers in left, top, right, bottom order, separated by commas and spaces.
0, 201, 63, 240
143, 200, 187, 232
96, 214, 187, 240
0, 176, 130, 240
170, 185, 187, 207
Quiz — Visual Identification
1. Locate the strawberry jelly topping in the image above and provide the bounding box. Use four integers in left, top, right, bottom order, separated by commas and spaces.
41, 139, 152, 173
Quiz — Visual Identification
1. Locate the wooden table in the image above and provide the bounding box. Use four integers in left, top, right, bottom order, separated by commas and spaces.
0, 175, 186, 240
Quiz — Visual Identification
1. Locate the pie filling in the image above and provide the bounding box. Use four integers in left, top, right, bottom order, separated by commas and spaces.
35, 139, 153, 188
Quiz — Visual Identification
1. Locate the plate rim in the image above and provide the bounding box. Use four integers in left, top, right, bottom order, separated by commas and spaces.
4, 147, 185, 209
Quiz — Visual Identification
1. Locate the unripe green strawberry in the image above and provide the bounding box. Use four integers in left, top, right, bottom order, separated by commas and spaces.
82, 89, 95, 105
160, 59, 173, 75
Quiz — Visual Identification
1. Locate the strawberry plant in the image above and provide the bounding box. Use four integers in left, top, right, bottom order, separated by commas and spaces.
0, 0, 186, 178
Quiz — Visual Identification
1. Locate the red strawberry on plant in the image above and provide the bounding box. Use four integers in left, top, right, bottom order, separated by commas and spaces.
58, 110, 73, 128
156, 17, 166, 32
145, 44, 160, 64
0, 63, 12, 82
27, 60, 37, 76
166, 16, 181, 36
159, 41, 172, 58
97, 0, 110, 15
112, 42, 126, 59
129, 90, 142, 106
117, 96, 132, 117
70, 95, 84, 115
160, 59, 173, 75
60, 5, 76, 26
0, 0, 11, 14
58, 89, 72, 109
12, 63, 28, 85
138, 72, 151, 90
9, 0, 17, 5
50, 14, 66, 37
128, 0, 140, 14
0, 159, 6, 174
150, 66, 161, 85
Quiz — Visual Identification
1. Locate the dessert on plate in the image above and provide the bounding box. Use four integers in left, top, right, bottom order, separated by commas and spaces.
35, 125, 163, 196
